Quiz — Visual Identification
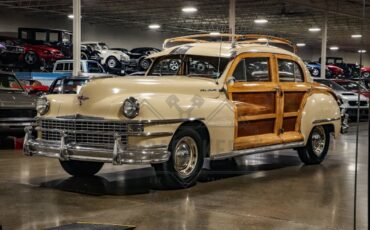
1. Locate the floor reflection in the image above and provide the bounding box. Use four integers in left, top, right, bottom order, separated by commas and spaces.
40, 167, 158, 195
40, 152, 302, 195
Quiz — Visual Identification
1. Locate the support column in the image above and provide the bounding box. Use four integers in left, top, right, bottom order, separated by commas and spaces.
72, 0, 81, 77
320, 15, 328, 79
229, 0, 236, 43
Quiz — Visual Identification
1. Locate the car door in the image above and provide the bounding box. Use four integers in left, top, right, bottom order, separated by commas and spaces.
275, 54, 310, 143
227, 53, 282, 150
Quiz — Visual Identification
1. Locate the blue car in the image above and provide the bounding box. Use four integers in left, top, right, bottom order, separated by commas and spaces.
305, 62, 331, 78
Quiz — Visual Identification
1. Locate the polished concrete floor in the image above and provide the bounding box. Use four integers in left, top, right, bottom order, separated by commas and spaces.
0, 124, 368, 230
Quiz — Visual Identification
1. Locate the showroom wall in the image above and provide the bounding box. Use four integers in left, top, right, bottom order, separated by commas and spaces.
0, 9, 368, 66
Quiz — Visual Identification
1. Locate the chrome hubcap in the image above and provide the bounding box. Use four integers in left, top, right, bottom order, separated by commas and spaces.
173, 136, 198, 178
107, 59, 116, 68
25, 53, 35, 64
312, 69, 319, 76
141, 60, 150, 69
311, 126, 326, 156
169, 60, 179, 71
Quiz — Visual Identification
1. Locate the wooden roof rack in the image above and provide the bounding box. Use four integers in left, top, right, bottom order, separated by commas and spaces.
163, 34, 297, 53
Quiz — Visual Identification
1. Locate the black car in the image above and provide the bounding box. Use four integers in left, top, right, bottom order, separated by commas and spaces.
112, 47, 160, 72
0, 72, 36, 139
0, 40, 25, 68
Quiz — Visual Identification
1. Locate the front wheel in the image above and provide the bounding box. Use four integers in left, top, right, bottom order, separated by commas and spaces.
106, 56, 119, 69
152, 127, 205, 189
311, 68, 320, 77
60, 160, 104, 177
363, 72, 370, 78
297, 125, 330, 165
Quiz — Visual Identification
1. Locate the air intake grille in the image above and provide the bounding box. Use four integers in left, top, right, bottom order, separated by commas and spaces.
40, 119, 128, 148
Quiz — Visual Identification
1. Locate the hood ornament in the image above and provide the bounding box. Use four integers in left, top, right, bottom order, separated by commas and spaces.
77, 95, 89, 106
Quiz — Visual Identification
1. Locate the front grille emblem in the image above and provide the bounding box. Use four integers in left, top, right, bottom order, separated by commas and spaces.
77, 95, 89, 106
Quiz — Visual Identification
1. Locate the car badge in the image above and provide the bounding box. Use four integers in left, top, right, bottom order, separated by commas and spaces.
77, 95, 89, 106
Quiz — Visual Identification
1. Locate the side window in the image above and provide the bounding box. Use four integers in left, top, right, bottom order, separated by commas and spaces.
232, 57, 271, 82
55, 63, 63, 71
51, 80, 63, 94
233, 60, 245, 81
278, 59, 304, 82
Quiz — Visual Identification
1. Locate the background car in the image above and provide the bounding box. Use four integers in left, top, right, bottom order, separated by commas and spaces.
53, 59, 111, 77
361, 66, 370, 78
112, 47, 160, 72
314, 78, 369, 120
48, 76, 90, 94
81, 42, 130, 70
0, 72, 36, 140
332, 79, 370, 98
20, 79, 49, 95
305, 62, 343, 78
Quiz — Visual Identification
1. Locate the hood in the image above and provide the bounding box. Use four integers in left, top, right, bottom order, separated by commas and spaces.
79, 76, 221, 102
26, 44, 60, 52
0, 91, 36, 108
336, 91, 368, 101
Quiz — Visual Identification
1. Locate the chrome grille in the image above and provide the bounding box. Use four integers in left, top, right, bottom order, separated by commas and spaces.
40, 119, 128, 148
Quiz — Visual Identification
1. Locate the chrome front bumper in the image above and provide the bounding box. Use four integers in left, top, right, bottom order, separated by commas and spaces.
23, 127, 170, 165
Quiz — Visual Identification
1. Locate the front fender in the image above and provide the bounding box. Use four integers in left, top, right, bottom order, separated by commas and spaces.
300, 92, 341, 144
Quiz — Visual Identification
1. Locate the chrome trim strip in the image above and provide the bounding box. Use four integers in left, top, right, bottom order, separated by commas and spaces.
211, 141, 305, 160
313, 117, 341, 124
0, 118, 35, 122
0, 122, 34, 127
35, 127, 173, 137
39, 117, 204, 124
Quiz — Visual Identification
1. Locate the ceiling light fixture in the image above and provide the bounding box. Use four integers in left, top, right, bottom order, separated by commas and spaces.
330, 46, 339, 51
182, 7, 198, 13
68, 14, 74, 19
308, 27, 321, 32
148, 24, 161, 29
358, 50, 367, 53
254, 19, 268, 24
296, 43, 306, 47
351, 34, 362, 38
209, 32, 220, 35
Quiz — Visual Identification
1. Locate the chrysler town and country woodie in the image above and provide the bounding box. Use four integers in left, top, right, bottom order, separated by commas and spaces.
24, 34, 341, 189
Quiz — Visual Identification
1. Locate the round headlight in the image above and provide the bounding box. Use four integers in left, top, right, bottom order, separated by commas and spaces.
122, 97, 139, 119
36, 96, 50, 115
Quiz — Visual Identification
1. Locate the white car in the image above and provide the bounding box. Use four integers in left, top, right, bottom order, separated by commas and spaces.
53, 59, 114, 77
314, 78, 369, 119
81, 42, 130, 69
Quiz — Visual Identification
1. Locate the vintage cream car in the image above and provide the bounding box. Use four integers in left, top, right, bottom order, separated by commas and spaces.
24, 34, 341, 189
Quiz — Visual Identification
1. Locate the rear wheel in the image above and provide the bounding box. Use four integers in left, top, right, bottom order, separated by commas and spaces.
297, 125, 330, 165
139, 58, 151, 70
60, 160, 104, 177
152, 127, 205, 189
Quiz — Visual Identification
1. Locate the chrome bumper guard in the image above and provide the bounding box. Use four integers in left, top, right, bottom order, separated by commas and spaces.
23, 127, 170, 165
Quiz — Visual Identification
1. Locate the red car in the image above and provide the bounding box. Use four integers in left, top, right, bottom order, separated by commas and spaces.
361, 66, 370, 78
327, 64, 344, 77
332, 79, 370, 98
18, 41, 64, 68
20, 80, 49, 95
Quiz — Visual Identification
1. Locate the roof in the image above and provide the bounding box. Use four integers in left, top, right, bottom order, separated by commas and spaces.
148, 42, 297, 59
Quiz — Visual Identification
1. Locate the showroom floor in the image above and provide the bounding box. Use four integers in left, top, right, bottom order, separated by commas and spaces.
0, 124, 368, 230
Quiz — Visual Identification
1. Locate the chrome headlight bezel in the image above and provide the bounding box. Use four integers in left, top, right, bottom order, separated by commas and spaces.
122, 97, 140, 119
36, 96, 50, 115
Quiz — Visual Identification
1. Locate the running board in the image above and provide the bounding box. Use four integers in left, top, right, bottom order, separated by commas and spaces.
210, 141, 305, 161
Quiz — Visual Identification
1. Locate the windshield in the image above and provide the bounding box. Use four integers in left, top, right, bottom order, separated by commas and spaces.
0, 75, 24, 92
315, 79, 346, 91
148, 55, 229, 79
87, 61, 105, 73
336, 81, 368, 91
